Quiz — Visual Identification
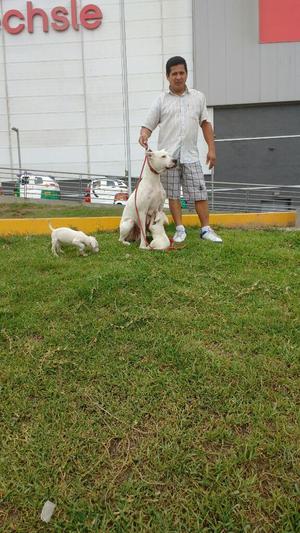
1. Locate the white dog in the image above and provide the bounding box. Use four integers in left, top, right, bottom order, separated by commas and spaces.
119, 149, 176, 249
148, 211, 170, 250
49, 223, 99, 257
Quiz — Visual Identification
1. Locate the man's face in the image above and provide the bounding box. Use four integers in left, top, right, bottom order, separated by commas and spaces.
167, 64, 188, 94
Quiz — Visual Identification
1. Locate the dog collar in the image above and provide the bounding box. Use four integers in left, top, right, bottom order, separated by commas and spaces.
146, 156, 160, 175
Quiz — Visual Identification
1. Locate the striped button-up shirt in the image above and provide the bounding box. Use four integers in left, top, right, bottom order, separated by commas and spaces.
142, 87, 209, 164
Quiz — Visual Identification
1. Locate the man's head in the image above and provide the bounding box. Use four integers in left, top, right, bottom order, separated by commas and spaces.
166, 56, 188, 95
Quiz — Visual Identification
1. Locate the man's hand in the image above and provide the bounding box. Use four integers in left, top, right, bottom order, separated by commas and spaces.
139, 128, 151, 149
201, 121, 216, 169
206, 150, 216, 169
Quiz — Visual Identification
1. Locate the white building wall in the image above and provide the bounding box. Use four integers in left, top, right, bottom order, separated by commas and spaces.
0, 0, 196, 178
0, 26, 11, 169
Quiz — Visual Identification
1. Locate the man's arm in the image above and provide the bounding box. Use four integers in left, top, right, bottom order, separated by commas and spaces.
201, 120, 216, 169
138, 95, 162, 148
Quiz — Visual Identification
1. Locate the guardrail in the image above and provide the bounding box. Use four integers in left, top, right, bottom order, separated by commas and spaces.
204, 181, 300, 213
0, 166, 299, 213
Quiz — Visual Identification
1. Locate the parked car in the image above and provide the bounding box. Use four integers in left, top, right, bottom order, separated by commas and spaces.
113, 191, 129, 206
14, 173, 61, 200
84, 177, 128, 205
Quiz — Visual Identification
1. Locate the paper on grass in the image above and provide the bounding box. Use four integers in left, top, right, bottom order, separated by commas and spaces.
40, 500, 56, 523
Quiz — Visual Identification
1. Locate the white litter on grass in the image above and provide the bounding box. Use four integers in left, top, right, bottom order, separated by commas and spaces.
40, 500, 56, 523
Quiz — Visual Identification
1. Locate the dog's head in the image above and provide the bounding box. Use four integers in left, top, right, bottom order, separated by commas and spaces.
149, 211, 169, 232
155, 211, 169, 225
146, 149, 176, 174
88, 236, 99, 253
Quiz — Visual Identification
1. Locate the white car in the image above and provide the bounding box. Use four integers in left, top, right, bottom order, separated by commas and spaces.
15, 174, 61, 200
84, 177, 128, 205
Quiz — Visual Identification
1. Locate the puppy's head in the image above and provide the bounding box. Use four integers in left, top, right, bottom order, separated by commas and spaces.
88, 236, 99, 253
154, 211, 169, 225
150, 211, 169, 232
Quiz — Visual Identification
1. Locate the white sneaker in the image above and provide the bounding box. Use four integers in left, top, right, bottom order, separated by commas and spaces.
173, 225, 186, 243
201, 227, 222, 243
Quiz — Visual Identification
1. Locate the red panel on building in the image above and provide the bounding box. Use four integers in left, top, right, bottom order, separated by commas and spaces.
259, 0, 300, 43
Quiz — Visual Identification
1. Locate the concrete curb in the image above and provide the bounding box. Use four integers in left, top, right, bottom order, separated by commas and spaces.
0, 211, 296, 236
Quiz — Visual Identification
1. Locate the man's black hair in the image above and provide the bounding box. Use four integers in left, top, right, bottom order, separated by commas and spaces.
166, 56, 187, 76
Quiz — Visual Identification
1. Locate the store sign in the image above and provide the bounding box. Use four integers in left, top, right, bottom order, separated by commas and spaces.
0, 0, 103, 34
259, 0, 300, 43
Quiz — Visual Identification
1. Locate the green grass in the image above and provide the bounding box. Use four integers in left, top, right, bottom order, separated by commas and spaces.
0, 227, 299, 532
0, 201, 124, 218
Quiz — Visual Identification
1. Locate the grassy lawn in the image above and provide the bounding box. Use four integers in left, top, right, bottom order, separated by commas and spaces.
0, 201, 124, 219
0, 226, 299, 532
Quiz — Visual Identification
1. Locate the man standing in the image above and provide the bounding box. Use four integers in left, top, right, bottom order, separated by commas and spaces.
139, 56, 222, 243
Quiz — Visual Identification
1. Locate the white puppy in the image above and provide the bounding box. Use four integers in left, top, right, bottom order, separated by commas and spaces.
149, 211, 170, 250
49, 223, 99, 257
119, 149, 176, 249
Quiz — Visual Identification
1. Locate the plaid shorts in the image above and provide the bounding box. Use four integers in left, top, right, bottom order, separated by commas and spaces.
160, 161, 208, 202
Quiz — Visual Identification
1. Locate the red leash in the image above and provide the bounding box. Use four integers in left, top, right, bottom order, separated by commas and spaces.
134, 153, 150, 247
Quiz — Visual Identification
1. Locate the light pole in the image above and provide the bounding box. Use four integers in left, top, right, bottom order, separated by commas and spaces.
11, 127, 22, 174
119, 0, 132, 194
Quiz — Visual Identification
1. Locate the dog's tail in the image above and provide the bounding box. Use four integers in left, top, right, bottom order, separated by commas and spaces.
48, 221, 54, 232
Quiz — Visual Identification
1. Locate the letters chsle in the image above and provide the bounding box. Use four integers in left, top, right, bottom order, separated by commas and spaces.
1, 0, 103, 34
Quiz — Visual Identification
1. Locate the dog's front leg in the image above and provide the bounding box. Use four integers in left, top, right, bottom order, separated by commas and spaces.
74, 239, 87, 256
138, 213, 149, 249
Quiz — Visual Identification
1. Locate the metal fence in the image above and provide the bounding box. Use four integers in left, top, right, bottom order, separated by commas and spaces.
204, 177, 300, 213
0, 166, 128, 205
0, 165, 299, 213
